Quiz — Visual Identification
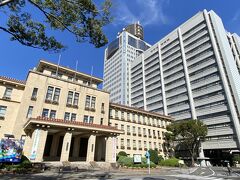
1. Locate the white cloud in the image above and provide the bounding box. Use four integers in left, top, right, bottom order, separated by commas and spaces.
112, 0, 169, 26
232, 10, 240, 22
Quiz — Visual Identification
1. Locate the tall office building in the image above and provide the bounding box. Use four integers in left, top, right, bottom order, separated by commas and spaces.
103, 22, 150, 105
131, 10, 240, 158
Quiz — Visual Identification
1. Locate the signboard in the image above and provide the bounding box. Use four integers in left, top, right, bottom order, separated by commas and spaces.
133, 154, 142, 164
30, 129, 41, 160
0, 138, 24, 163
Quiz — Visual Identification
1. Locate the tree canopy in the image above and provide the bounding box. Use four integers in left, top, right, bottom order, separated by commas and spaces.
166, 119, 208, 166
0, 0, 112, 52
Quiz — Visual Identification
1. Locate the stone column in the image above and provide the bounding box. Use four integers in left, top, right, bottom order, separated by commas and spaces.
105, 136, 116, 163
72, 136, 81, 160
50, 134, 59, 159
25, 128, 48, 162
60, 132, 72, 162
86, 134, 96, 162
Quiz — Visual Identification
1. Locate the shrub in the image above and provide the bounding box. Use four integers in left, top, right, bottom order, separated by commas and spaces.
159, 157, 180, 167
158, 155, 164, 163
118, 151, 127, 157
117, 156, 156, 168
148, 149, 159, 164
117, 151, 127, 160
117, 156, 133, 166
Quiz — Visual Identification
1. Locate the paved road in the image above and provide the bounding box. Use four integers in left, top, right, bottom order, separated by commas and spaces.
1, 167, 240, 179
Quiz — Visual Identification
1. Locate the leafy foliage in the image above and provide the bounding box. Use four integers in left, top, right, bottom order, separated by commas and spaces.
0, 0, 112, 52
117, 156, 156, 168
159, 157, 180, 167
166, 119, 208, 166
148, 149, 159, 164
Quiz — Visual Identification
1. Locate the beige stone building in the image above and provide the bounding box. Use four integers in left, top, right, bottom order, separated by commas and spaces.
0, 76, 25, 138
0, 60, 172, 163
109, 103, 172, 157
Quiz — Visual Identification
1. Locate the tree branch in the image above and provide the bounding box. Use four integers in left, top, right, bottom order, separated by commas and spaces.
0, 0, 14, 7
0, 26, 41, 49
27, 0, 79, 36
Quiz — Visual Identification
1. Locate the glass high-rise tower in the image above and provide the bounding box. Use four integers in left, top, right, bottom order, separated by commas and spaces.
103, 22, 150, 105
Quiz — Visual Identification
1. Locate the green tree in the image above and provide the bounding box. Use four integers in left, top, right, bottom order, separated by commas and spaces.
148, 149, 158, 164
166, 119, 208, 166
0, 0, 112, 52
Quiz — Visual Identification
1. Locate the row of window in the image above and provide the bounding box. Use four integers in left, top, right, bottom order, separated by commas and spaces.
117, 123, 164, 138
25, 106, 105, 124
110, 110, 168, 127
31, 86, 102, 111
118, 138, 162, 150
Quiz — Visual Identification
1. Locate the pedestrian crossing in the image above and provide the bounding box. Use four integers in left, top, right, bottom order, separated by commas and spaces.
167, 174, 226, 180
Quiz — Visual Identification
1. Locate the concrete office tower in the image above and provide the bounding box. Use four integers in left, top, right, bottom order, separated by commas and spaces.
103, 22, 150, 105
131, 10, 240, 158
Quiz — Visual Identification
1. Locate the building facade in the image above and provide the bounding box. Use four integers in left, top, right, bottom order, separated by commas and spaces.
109, 103, 172, 157
131, 10, 240, 157
0, 60, 172, 163
103, 22, 150, 105
0, 60, 122, 163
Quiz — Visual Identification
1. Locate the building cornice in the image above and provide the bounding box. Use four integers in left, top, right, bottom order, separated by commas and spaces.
24, 117, 124, 135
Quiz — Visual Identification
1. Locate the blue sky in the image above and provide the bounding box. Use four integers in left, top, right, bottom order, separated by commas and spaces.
0, 0, 240, 81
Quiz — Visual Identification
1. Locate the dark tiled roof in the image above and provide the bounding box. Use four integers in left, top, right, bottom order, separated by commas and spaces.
0, 76, 26, 85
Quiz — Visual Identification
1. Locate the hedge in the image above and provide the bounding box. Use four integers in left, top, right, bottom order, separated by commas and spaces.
159, 157, 180, 167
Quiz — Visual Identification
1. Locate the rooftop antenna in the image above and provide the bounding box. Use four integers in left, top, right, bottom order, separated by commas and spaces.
56, 54, 61, 77
90, 66, 93, 86
74, 60, 78, 81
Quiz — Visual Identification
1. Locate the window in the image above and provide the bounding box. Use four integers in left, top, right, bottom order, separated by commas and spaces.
138, 140, 142, 148
133, 126, 136, 134
71, 113, 76, 121
83, 115, 88, 123
73, 93, 79, 106
101, 103, 104, 113
115, 110, 118, 119
42, 109, 49, 118
31, 88, 38, 100
53, 88, 60, 102
153, 130, 156, 137
100, 118, 103, 125
132, 114, 135, 121
127, 112, 130, 120
143, 128, 146, 136
121, 124, 124, 131
91, 97, 96, 108
121, 111, 124, 119
127, 139, 130, 147
89, 116, 94, 123
133, 140, 136, 148
64, 112, 70, 120
46, 86, 54, 100
3, 87, 12, 99
0, 106, 7, 118
148, 129, 151, 136
149, 142, 152, 149
115, 123, 118, 128
121, 139, 124, 147
67, 91, 73, 104
50, 110, 56, 119
26, 106, 33, 118
83, 115, 94, 123
144, 141, 147, 148
127, 125, 130, 134
138, 115, 141, 123
85, 95, 91, 107
154, 142, 157, 149
138, 127, 141, 135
